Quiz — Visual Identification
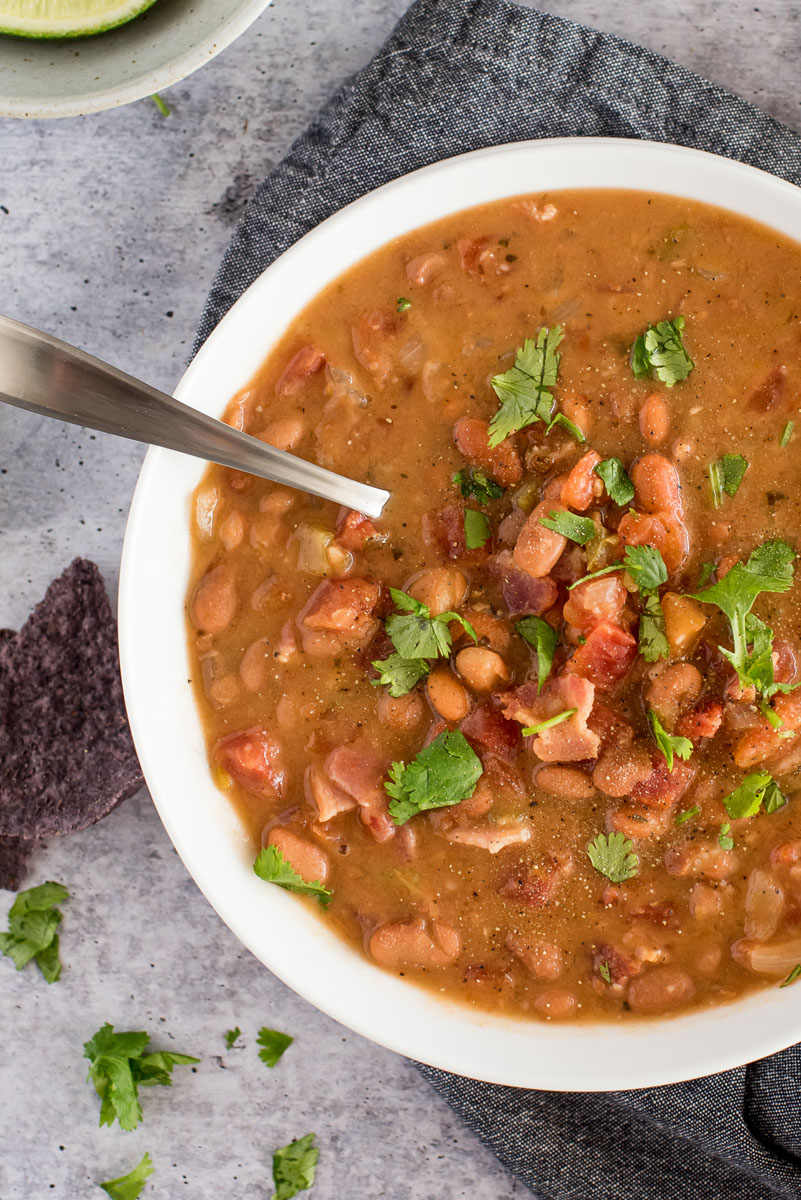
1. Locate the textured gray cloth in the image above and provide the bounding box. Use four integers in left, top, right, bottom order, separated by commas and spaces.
195, 2, 801, 1197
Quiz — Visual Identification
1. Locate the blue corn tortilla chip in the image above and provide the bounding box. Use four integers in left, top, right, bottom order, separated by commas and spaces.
0, 559, 143, 838
0, 835, 36, 891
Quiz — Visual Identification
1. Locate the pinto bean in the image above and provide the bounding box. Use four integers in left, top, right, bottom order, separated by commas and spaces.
275, 345, 325, 397
368, 918, 461, 969
665, 840, 735, 880
219, 510, 246, 552
377, 689, 425, 730
535, 765, 596, 800
452, 415, 522, 486
454, 646, 510, 693
533, 988, 578, 1020
427, 667, 471, 721
407, 566, 468, 616
190, 563, 238, 633
258, 414, 307, 452
592, 741, 652, 797
514, 500, 568, 578
239, 638, 272, 693
631, 454, 683, 515
267, 828, 329, 885
506, 933, 565, 980
644, 662, 703, 728
627, 967, 694, 1014
639, 392, 670, 445
560, 450, 602, 511
405, 251, 446, 285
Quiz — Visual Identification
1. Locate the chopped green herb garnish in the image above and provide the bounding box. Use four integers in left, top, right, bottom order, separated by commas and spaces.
639, 593, 670, 663
549, 412, 586, 443
453, 468, 503, 504
631, 316, 694, 386
522, 708, 577, 737
676, 804, 700, 825
272, 1133, 318, 1200
763, 781, 788, 814
385, 588, 476, 660
516, 615, 559, 693
599, 961, 612, 984
695, 561, 715, 590
99, 1153, 154, 1200
254, 846, 332, 907
709, 454, 748, 508
781, 421, 794, 448
649, 710, 693, 772
0, 880, 69, 983
83, 1024, 199, 1132
385, 730, 483, 825
370, 653, 430, 698
718, 822, 734, 851
594, 457, 635, 506
464, 507, 492, 549
538, 510, 596, 545
488, 325, 564, 446
587, 832, 638, 883
151, 93, 170, 117
257, 1027, 293, 1069
224, 1027, 241, 1050
722, 772, 782, 820
570, 543, 667, 592
396, 296, 411, 313
780, 964, 801, 987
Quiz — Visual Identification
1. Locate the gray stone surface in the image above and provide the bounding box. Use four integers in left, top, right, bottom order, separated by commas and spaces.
0, 1, 798, 1197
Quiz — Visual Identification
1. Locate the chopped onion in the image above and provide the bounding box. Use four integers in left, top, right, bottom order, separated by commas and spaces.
292, 524, 336, 576
732, 935, 801, 975
195, 486, 219, 540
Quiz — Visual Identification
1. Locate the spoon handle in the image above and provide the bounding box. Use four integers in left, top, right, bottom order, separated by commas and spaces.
0, 315, 390, 519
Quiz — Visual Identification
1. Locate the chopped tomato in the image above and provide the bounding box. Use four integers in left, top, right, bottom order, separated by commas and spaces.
564, 621, 637, 690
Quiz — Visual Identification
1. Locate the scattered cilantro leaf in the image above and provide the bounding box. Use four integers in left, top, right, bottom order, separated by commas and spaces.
781, 421, 794, 448
763, 781, 788, 814
538, 510, 596, 545
151, 93, 170, 117
631, 316, 694, 386
0, 880, 69, 982
385, 730, 483, 825
649, 710, 693, 772
594, 458, 635, 506
453, 468, 503, 504
695, 561, 715, 590
570, 543, 667, 592
676, 805, 700, 825
587, 832, 638, 883
516, 615, 558, 693
599, 961, 612, 985
639, 594, 670, 663
99, 1152, 154, 1200
370, 653, 429, 698
464, 508, 492, 549
488, 326, 564, 446
780, 964, 801, 987
549, 411, 586, 443
224, 1028, 241, 1051
272, 1133, 318, 1200
522, 708, 577, 737
257, 1027, 294, 1069
254, 846, 332, 908
396, 297, 411, 313
83, 1024, 198, 1132
722, 772, 776, 820
719, 822, 734, 851
709, 454, 748, 508
385, 588, 476, 660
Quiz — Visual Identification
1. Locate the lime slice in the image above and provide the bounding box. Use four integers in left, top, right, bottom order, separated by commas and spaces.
0, 0, 157, 38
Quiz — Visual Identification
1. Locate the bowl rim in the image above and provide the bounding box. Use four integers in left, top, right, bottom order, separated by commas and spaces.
119, 136, 801, 1090
0, 0, 271, 119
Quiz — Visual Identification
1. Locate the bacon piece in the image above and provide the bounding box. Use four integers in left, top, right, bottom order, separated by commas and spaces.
460, 703, 521, 760
562, 576, 627, 633
336, 509, 384, 551
630, 755, 695, 809
665, 840, 735, 880
457, 236, 490, 275
422, 503, 488, 562
748, 365, 786, 412
628, 901, 679, 929
214, 727, 284, 799
675, 698, 724, 744
560, 450, 602, 511
592, 942, 642, 986
487, 550, 558, 617
499, 853, 575, 907
325, 741, 394, 842
304, 762, 357, 822
274, 345, 325, 397
564, 621, 637, 690
452, 416, 522, 487
301, 577, 380, 639
501, 675, 599, 762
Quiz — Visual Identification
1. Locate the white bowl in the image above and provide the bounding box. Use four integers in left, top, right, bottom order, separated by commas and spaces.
120, 138, 801, 1090
0, 0, 271, 119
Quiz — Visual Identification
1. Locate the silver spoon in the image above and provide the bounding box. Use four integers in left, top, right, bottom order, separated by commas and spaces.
0, 314, 390, 519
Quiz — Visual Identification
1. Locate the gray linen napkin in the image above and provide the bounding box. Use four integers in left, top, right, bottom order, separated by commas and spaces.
195, 2, 801, 1196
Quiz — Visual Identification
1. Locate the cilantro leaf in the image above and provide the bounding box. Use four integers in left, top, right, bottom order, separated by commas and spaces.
516, 616, 558, 693
587, 832, 639, 882
631, 316, 694, 386
257, 1027, 293, 1069
780, 964, 801, 987
695, 561, 715, 590
599, 961, 612, 984
396, 297, 411, 313
690, 539, 795, 692
464, 508, 492, 549
764, 781, 788, 814
385, 730, 483, 825
224, 1027, 241, 1050
709, 454, 748, 508
722, 772, 776, 820
453, 468, 503, 504
538, 510, 596, 545
649, 710, 693, 772
99, 1153, 154, 1200
549, 411, 586, 443
718, 822, 734, 851
254, 846, 331, 908
676, 805, 700, 825
488, 326, 564, 447
83, 1024, 198, 1132
594, 458, 635, 506
385, 588, 476, 660
639, 593, 669, 663
781, 421, 794, 448
272, 1133, 318, 1200
570, 543, 667, 592
370, 653, 430, 698
522, 708, 577, 736
0, 880, 69, 982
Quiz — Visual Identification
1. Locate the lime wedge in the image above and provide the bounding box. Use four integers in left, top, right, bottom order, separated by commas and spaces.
0, 0, 157, 38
